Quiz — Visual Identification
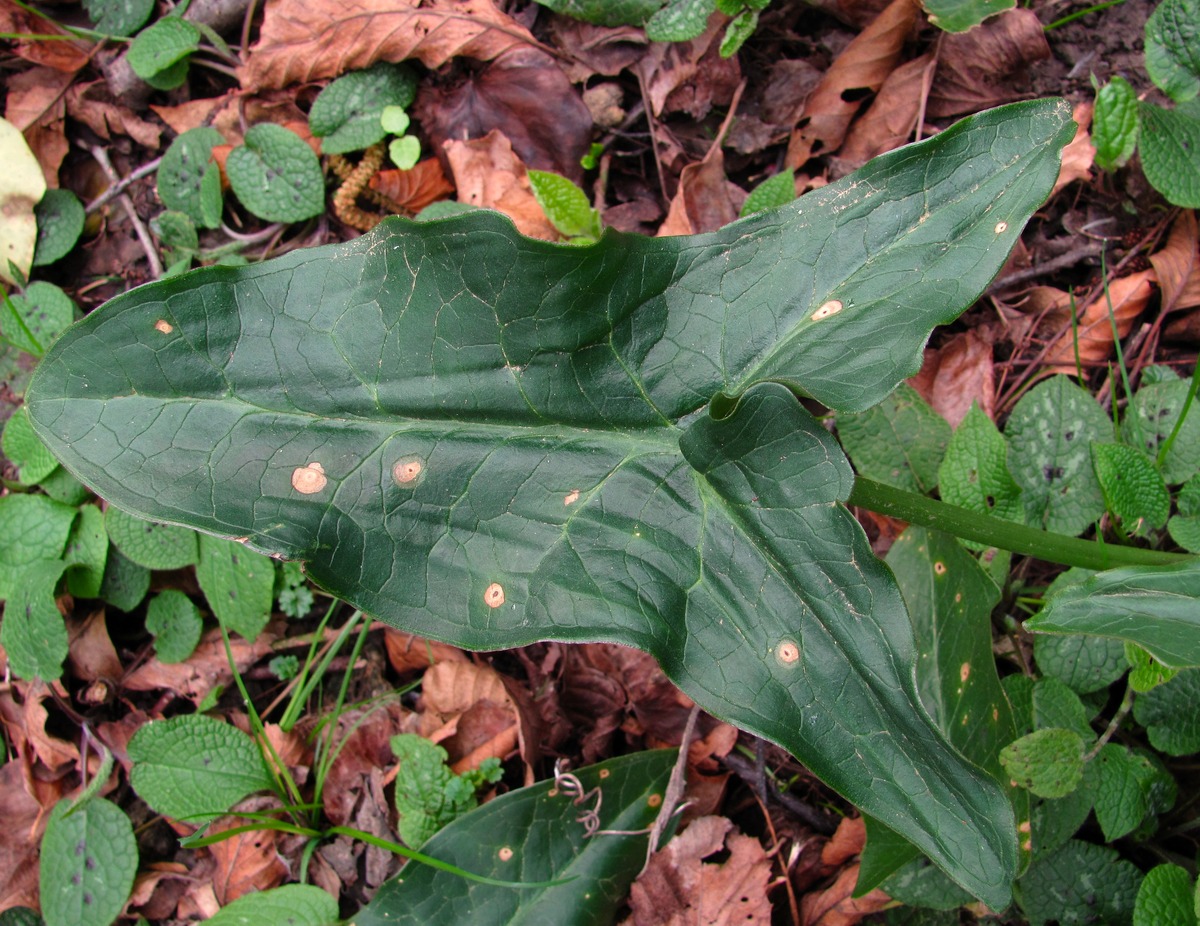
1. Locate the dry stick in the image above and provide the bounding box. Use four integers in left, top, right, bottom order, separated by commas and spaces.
912, 32, 942, 144
986, 243, 1106, 293
637, 72, 670, 211
702, 77, 748, 163
89, 145, 163, 279
641, 703, 701, 875
86, 157, 161, 214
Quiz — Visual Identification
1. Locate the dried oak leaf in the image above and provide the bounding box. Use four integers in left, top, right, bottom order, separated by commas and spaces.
787, 0, 920, 168
66, 81, 162, 149
634, 15, 740, 119
623, 815, 773, 926
1151, 209, 1200, 313
207, 799, 289, 904
442, 130, 558, 239
832, 52, 935, 177
240, 0, 538, 92
4, 66, 72, 187
908, 329, 994, 426
1051, 102, 1095, 196
926, 8, 1049, 119
800, 864, 891, 926
414, 48, 594, 183
0, 761, 43, 911
658, 151, 742, 236
124, 627, 276, 706
1041, 270, 1155, 373
0, 0, 90, 72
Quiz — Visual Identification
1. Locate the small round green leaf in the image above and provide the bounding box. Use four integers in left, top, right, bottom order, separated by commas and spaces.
40, 797, 138, 926
938, 403, 1025, 542
1092, 76, 1140, 171
3, 281, 77, 357
127, 17, 201, 82
645, 0, 711, 41
0, 493, 77, 599
1138, 101, 1200, 208
838, 383, 951, 494
128, 714, 274, 821
740, 169, 797, 217
226, 123, 325, 222
1134, 863, 1195, 926
1145, 0, 1200, 103
1124, 378, 1200, 485
527, 169, 601, 240
1033, 633, 1127, 695
158, 127, 225, 228
83, 0, 155, 36
98, 545, 150, 612
1, 559, 70, 681
195, 533, 274, 640
33, 189, 85, 267
1133, 667, 1200, 755
145, 589, 203, 662
3, 405, 59, 485
38, 466, 89, 506
104, 505, 198, 570
1000, 728, 1086, 798
1091, 441, 1171, 529
203, 885, 338, 926
64, 504, 109, 600
388, 135, 421, 171
380, 105, 411, 136
309, 63, 418, 155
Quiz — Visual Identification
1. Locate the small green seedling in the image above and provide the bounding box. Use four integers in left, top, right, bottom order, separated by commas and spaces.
308, 62, 418, 156
527, 169, 602, 243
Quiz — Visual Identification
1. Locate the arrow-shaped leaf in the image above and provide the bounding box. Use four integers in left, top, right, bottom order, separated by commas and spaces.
27, 99, 1074, 907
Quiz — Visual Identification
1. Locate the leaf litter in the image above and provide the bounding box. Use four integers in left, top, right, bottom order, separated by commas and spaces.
1, 0, 1198, 921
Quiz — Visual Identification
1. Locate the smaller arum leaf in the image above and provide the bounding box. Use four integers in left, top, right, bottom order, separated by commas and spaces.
1092, 77, 1141, 171
389, 135, 421, 171
1000, 728, 1085, 799
99, 545, 150, 612
645, 0, 712, 41
226, 123, 325, 223
1, 559, 70, 681
195, 533, 274, 640
719, 9, 758, 57
838, 383, 951, 494
39, 466, 89, 506
202, 885, 338, 926
531, 0, 667, 26
82, 0, 155, 36
128, 714, 273, 821
527, 169, 601, 241
40, 797, 138, 926
63, 504, 108, 599
0, 117, 46, 286
145, 589, 204, 662
1033, 633, 1127, 695
1132, 667, 1200, 755
1145, 0, 1200, 103
308, 63, 418, 155
33, 189, 85, 266
1094, 743, 1158, 841
1006, 375, 1111, 536
1138, 101, 1200, 208
356, 750, 676, 926
127, 17, 201, 83
1134, 864, 1195, 926
104, 505, 198, 571
1126, 642, 1178, 692
3, 282, 76, 358
3, 405, 59, 484
391, 733, 481, 847
739, 169, 796, 217
937, 403, 1024, 543
0, 493, 76, 599
157, 128, 225, 228
1026, 562, 1200, 669
922, 0, 1014, 32
1016, 840, 1142, 926
1090, 441, 1171, 529
1124, 376, 1200, 485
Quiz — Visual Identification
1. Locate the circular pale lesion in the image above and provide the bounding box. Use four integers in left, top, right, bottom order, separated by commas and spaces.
154, 319, 174, 334
811, 299, 843, 321
291, 462, 327, 494
392, 456, 424, 486
776, 640, 801, 665
995, 221, 1008, 234
498, 847, 514, 861
484, 582, 505, 608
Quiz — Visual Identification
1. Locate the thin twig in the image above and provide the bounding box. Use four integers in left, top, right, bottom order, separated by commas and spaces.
722, 751, 839, 835
703, 77, 748, 163
86, 157, 162, 214
89, 145, 163, 279
641, 704, 701, 874
987, 242, 1106, 293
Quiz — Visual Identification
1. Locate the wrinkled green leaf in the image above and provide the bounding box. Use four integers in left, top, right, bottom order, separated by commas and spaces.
1026, 562, 1200, 668
40, 797, 138, 926
83, 0, 154, 36
1029, 781, 1094, 859
1127, 641, 1179, 692
718, 8, 759, 56
1031, 676, 1092, 739
531, 0, 666, 26
0, 908, 43, 926
1016, 840, 1142, 926
3, 405, 58, 485
1000, 728, 1085, 799
64, 504, 108, 599
937, 402, 1024, 544
645, 0, 711, 41
881, 856, 973, 911
1091, 441, 1171, 529
1124, 375, 1200, 485
1138, 101, 1200, 208
2, 281, 76, 358
1134, 864, 1195, 926
128, 715, 274, 821
1145, 0, 1200, 102
1093, 743, 1159, 841
98, 545, 150, 612
1092, 76, 1141, 170
528, 169, 602, 241
1033, 633, 1127, 695
104, 505, 198, 571
838, 383, 951, 493
1, 559, 70, 681
158, 127, 225, 228
1006, 375, 1111, 535
27, 100, 1075, 907
39, 466, 89, 506
1132, 667, 1200, 755
922, 0, 1014, 33
391, 734, 499, 847
226, 123, 325, 222
33, 189, 85, 267
0, 493, 76, 599
127, 17, 200, 85
202, 885, 337, 926
356, 750, 675, 926
740, 169, 796, 217
195, 533, 274, 640
309, 62, 418, 155
145, 589, 204, 662
388, 135, 421, 171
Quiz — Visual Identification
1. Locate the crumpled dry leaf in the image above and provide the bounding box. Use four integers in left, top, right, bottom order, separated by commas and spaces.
1150, 209, 1200, 313
787, 0, 920, 168
124, 627, 276, 706
319, 699, 412, 828
67, 81, 162, 149
623, 815, 773, 926
442, 130, 558, 239
832, 52, 935, 176
1041, 270, 1156, 373
0, 761, 43, 911
414, 48, 594, 183
240, 0, 538, 92
909, 329, 994, 426
369, 159, 455, 215
800, 865, 891, 926
926, 8, 1049, 118
4, 68, 66, 190
417, 660, 529, 774
658, 150, 742, 236
551, 18, 647, 83
634, 17, 741, 119
1051, 102, 1095, 196
0, 0, 91, 72
383, 627, 468, 674
66, 609, 124, 684
207, 799, 289, 904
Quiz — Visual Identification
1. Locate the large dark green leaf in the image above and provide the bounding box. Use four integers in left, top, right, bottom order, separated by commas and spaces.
26, 99, 1074, 907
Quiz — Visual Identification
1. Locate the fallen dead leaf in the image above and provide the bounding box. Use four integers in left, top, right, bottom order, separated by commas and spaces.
66, 81, 162, 149
1042, 270, 1156, 373
418, 660, 527, 774
442, 130, 558, 239
414, 48, 595, 183
383, 627, 468, 674
66, 609, 124, 684
551, 18, 647, 83
833, 52, 935, 176
240, 0, 539, 92
124, 627, 276, 707
623, 815, 773, 925
909, 329, 995, 426
0, 761, 44, 911
369, 159, 455, 215
635, 16, 740, 119
0, 0, 91, 72
821, 816, 867, 867
658, 150, 742, 236
1051, 102, 1095, 196
800, 864, 891, 926
927, 9, 1049, 119
319, 698, 412, 828
1150, 209, 1200, 313
4, 67, 70, 189
787, 0, 920, 167
207, 798, 289, 904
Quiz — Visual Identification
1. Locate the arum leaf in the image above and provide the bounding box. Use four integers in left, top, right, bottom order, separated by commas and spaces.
27, 100, 1075, 907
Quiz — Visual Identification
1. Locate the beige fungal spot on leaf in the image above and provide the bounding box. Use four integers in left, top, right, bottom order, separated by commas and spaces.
564, 489, 580, 506
776, 640, 800, 665
647, 793, 662, 808
291, 462, 327, 494
934, 561, 947, 575
154, 319, 174, 334
598, 768, 610, 779
484, 582, 505, 608
393, 456, 424, 485
811, 299, 843, 321
995, 221, 1008, 234
498, 847, 513, 861
960, 662, 970, 682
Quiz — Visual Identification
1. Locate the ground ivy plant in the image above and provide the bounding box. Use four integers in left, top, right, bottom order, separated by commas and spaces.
31, 98, 1191, 909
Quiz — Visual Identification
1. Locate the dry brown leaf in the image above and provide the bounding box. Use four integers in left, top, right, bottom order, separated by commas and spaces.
800, 864, 891, 926
151, 94, 234, 136
820, 816, 867, 866
0, 0, 91, 72
786, 0, 920, 168
1043, 270, 1155, 373
0, 761, 43, 911
4, 66, 72, 187
414, 48, 595, 183
369, 159, 455, 215
240, 0, 538, 92
634, 16, 739, 119
20, 680, 79, 773
926, 9, 1049, 118
124, 627, 276, 706
319, 699, 412, 827
658, 151, 741, 236
207, 800, 289, 904
66, 609, 123, 683
66, 81, 162, 149
418, 660, 525, 773
623, 815, 773, 926
833, 52, 935, 176
1150, 210, 1200, 313
383, 627, 468, 674
909, 329, 994, 426
442, 130, 558, 239
1051, 102, 1095, 196
551, 18, 647, 83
